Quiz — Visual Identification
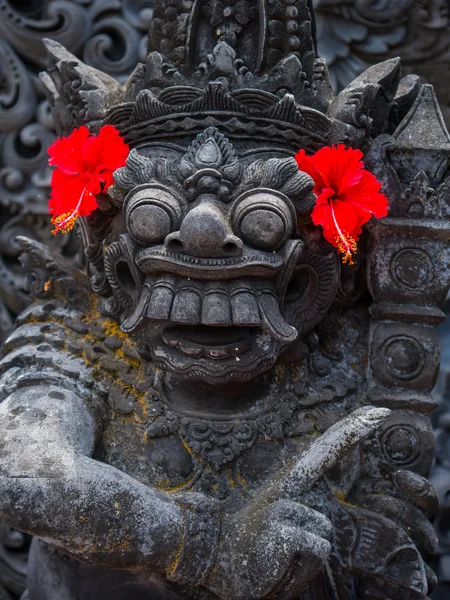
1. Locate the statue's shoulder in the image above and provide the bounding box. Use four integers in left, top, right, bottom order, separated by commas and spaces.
0, 238, 154, 417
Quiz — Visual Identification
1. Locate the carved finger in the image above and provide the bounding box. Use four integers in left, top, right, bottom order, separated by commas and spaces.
223, 524, 332, 600
271, 407, 390, 502
391, 470, 439, 520
359, 494, 438, 557
425, 563, 437, 594
270, 499, 333, 541
268, 526, 331, 600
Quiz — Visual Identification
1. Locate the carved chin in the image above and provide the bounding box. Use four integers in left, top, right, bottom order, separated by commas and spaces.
148, 325, 282, 383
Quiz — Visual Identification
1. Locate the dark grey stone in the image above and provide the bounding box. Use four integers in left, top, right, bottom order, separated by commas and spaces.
0, 1, 449, 599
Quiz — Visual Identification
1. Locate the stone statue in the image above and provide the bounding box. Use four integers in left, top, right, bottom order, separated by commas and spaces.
0, 1, 449, 599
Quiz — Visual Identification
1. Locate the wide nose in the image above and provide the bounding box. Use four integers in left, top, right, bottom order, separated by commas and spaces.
165, 204, 243, 258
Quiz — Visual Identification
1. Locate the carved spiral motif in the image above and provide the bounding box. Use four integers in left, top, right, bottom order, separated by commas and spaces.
103, 242, 136, 312
314, 0, 449, 96
380, 424, 421, 466
381, 335, 425, 380
390, 248, 434, 291
0, 0, 156, 346
283, 243, 340, 336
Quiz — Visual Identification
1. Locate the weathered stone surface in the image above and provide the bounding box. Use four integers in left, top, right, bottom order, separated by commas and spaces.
0, 1, 449, 599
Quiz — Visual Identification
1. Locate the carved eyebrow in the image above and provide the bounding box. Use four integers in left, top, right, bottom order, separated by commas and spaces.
233, 157, 316, 217
112, 149, 180, 196
113, 149, 316, 219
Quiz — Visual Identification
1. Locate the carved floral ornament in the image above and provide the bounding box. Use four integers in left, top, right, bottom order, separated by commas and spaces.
48, 126, 388, 264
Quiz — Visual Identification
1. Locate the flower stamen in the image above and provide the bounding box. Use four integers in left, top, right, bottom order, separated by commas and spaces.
51, 183, 90, 234
330, 200, 357, 265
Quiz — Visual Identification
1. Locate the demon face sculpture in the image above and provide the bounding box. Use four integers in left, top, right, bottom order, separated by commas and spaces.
0, 1, 449, 600
103, 127, 338, 383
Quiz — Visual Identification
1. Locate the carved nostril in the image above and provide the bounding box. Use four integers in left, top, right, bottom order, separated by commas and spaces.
165, 234, 184, 253
222, 236, 243, 257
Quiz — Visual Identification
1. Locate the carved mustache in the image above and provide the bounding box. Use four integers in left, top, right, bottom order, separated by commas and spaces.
135, 244, 295, 281
121, 275, 298, 344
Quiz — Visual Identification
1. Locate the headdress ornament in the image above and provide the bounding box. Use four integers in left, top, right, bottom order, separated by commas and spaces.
41, 0, 407, 156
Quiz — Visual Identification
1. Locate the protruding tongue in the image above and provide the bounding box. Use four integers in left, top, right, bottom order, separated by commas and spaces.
258, 293, 298, 343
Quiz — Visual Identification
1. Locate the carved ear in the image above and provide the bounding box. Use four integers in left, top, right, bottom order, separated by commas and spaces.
39, 38, 125, 136
283, 241, 340, 337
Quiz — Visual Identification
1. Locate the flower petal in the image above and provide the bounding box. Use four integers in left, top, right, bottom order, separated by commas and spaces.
309, 145, 364, 194
295, 149, 326, 193
48, 125, 129, 233
48, 126, 90, 175
343, 170, 389, 219
299, 143, 387, 262
49, 173, 91, 216
83, 125, 129, 176
312, 194, 359, 247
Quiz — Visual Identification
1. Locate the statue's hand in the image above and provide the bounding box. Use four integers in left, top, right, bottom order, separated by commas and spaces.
204, 499, 332, 600
169, 407, 391, 597
358, 469, 439, 598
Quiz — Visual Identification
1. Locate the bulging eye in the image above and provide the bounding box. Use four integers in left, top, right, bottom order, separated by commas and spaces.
232, 190, 295, 250
124, 184, 183, 245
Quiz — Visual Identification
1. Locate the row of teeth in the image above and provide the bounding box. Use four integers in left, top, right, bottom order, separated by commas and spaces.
137, 248, 282, 267
121, 277, 298, 344
161, 330, 250, 360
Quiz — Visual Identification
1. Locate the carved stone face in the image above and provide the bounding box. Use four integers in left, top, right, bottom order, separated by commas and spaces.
104, 128, 340, 383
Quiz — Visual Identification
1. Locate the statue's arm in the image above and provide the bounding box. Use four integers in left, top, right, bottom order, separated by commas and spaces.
0, 383, 184, 573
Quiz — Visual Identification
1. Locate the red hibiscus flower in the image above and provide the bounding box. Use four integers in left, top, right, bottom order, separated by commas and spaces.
295, 144, 388, 264
48, 125, 129, 233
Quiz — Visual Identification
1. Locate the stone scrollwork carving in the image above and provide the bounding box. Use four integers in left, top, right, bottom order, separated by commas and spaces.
313, 0, 449, 127
0, 0, 157, 348
0, 1, 449, 600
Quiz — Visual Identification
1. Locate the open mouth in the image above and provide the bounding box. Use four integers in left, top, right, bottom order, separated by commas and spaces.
121, 275, 297, 344
161, 325, 252, 359
151, 322, 278, 382
111, 238, 305, 381
119, 239, 303, 345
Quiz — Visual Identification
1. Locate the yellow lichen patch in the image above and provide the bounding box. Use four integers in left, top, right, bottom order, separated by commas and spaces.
134, 393, 149, 418
236, 472, 247, 489
101, 317, 129, 341
332, 488, 358, 509
89, 538, 133, 554
82, 332, 98, 345
78, 515, 89, 523
166, 515, 186, 577
154, 476, 193, 494
114, 347, 141, 370
122, 412, 145, 426
81, 350, 94, 369
227, 470, 237, 489
92, 370, 104, 381
180, 436, 195, 458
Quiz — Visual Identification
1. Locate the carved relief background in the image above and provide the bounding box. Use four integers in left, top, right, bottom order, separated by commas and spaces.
313, 0, 449, 125
0, 1, 448, 598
